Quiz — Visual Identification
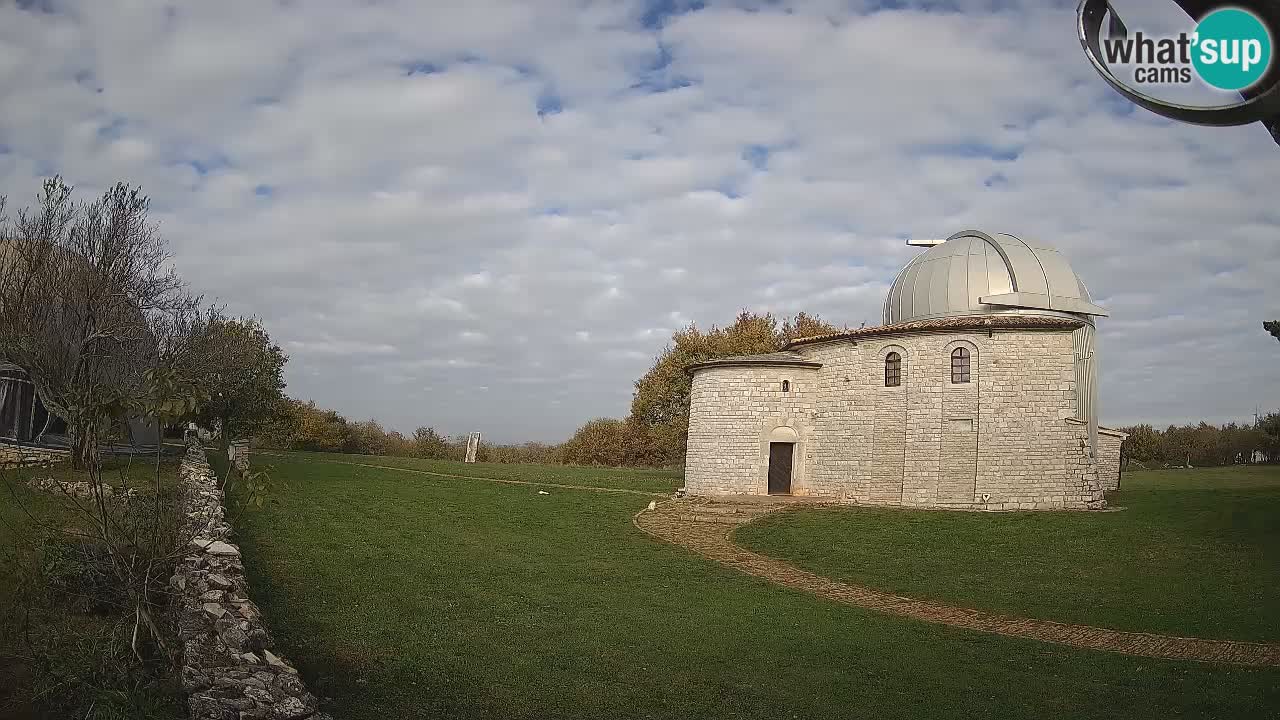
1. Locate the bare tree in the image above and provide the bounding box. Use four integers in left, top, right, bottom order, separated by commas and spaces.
0, 178, 212, 669
0, 177, 195, 462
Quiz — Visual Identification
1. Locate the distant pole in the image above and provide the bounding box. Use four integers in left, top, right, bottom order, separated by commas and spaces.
464, 431, 481, 463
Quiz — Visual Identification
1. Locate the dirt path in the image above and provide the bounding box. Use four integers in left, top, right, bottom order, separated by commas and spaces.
252, 451, 668, 498
634, 499, 1280, 667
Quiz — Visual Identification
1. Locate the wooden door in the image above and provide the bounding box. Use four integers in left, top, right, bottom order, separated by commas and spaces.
768, 442, 793, 495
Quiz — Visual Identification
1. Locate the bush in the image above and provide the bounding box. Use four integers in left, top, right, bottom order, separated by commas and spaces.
41, 533, 126, 615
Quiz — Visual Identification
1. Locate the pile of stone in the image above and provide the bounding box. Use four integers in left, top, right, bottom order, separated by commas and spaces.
173, 441, 331, 720
27, 477, 139, 499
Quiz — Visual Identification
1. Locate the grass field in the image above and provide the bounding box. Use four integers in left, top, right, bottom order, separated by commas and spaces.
0, 455, 185, 719
255, 450, 684, 494
736, 465, 1280, 642
232, 453, 1280, 720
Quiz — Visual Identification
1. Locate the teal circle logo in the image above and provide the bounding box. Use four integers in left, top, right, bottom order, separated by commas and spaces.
1191, 7, 1273, 91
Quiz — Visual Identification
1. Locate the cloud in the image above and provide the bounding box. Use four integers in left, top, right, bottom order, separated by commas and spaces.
1, 0, 1277, 441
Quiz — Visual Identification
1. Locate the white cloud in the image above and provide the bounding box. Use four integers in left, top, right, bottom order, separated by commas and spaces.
1, 0, 1277, 442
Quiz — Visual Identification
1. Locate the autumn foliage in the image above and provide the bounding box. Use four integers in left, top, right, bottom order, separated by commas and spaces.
561, 310, 843, 467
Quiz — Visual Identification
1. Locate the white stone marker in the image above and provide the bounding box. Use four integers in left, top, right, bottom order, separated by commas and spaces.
464, 431, 481, 463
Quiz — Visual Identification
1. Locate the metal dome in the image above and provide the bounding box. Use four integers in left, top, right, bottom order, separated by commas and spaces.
883, 230, 1108, 326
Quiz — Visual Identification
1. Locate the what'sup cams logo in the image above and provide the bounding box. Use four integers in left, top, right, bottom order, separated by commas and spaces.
1101, 7, 1271, 89
1078, 1, 1280, 143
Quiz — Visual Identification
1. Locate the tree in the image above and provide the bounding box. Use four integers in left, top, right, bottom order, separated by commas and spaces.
0, 177, 197, 463
0, 177, 222, 674
1265, 321, 1280, 342
346, 419, 390, 455
188, 316, 288, 444
560, 417, 634, 466
779, 311, 842, 345
628, 310, 843, 466
412, 426, 450, 459
291, 400, 349, 452
1260, 412, 1280, 458
1118, 424, 1162, 466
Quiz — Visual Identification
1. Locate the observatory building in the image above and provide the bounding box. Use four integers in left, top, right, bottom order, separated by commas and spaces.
684, 230, 1127, 510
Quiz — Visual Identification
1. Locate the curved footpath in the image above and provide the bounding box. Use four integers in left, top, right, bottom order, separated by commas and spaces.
634, 498, 1280, 668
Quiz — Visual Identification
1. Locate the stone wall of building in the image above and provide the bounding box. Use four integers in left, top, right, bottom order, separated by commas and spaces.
800, 341, 874, 501
1097, 428, 1127, 491
173, 441, 331, 720
687, 328, 1106, 510
684, 365, 817, 495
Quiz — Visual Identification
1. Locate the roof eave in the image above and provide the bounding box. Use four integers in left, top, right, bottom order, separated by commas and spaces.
685, 359, 823, 375
784, 315, 1085, 350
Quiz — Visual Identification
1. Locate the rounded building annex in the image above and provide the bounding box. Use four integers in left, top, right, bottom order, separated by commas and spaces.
684, 230, 1129, 511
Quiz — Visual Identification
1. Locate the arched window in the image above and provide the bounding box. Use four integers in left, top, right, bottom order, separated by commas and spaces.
951, 347, 971, 384
884, 352, 901, 387
781, 380, 790, 393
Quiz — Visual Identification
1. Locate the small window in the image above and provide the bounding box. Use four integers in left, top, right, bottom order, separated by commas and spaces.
884, 352, 901, 387
781, 380, 790, 393
951, 347, 971, 384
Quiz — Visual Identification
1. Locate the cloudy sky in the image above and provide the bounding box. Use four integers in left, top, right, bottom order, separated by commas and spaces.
1, 0, 1277, 443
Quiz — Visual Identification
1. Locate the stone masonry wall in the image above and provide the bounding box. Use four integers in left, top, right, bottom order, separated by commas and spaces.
173, 441, 332, 720
803, 341, 875, 501
685, 365, 817, 495
0, 442, 69, 468
968, 331, 1102, 510
689, 328, 1106, 510
1097, 429, 1126, 491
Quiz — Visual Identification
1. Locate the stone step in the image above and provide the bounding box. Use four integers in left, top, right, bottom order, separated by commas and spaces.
674, 512, 756, 525
688, 504, 772, 516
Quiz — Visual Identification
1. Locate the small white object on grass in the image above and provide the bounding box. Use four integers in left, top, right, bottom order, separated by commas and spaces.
538, 490, 550, 495
647, 500, 657, 511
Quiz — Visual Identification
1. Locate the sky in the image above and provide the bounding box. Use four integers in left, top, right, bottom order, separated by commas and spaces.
1, 0, 1277, 444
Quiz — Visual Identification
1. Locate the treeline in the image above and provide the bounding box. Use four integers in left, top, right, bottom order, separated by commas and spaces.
252, 310, 845, 468
1118, 415, 1280, 469
256, 398, 561, 464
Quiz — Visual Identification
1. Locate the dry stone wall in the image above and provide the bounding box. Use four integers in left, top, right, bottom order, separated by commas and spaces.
28, 477, 138, 499
0, 443, 69, 468
173, 441, 332, 720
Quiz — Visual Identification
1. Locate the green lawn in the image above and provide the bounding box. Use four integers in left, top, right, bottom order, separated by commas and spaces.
233, 453, 1280, 720
254, 450, 683, 494
737, 465, 1280, 642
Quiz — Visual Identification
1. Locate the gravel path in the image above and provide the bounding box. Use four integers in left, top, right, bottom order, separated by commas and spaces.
634, 499, 1280, 667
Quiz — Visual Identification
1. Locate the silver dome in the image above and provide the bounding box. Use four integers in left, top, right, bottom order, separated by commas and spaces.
883, 230, 1107, 326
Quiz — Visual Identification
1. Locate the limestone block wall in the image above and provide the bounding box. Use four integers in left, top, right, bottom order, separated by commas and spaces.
1097, 428, 1127, 491
971, 331, 1102, 510
801, 341, 875, 499
791, 328, 1103, 510
685, 365, 817, 495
